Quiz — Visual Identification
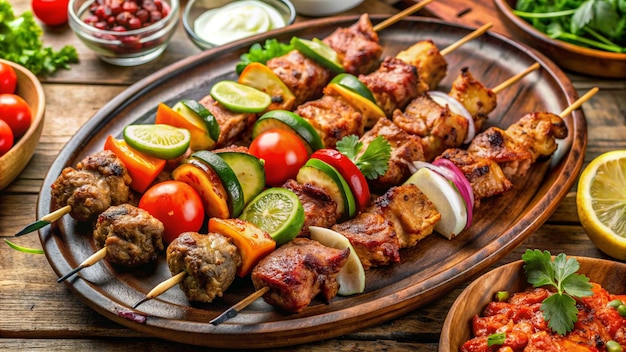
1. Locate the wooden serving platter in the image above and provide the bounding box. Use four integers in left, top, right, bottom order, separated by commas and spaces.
37, 16, 586, 348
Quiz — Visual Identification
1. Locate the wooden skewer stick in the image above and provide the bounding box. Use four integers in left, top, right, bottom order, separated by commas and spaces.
373, 0, 437, 32
559, 87, 599, 118
132, 271, 187, 309
439, 23, 493, 57
57, 247, 107, 283
491, 63, 541, 95
210, 286, 271, 326
15, 205, 72, 237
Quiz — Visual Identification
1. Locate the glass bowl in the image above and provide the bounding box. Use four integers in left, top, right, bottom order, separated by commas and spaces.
183, 0, 296, 50
68, 0, 180, 66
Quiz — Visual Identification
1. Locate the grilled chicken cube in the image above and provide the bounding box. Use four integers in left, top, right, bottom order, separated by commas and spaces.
358, 56, 427, 118
266, 50, 331, 107
448, 67, 497, 131
359, 118, 424, 190
332, 211, 400, 270
467, 126, 534, 179
296, 93, 364, 148
323, 14, 383, 75
282, 179, 338, 238
251, 238, 349, 313
438, 148, 513, 207
370, 184, 440, 249
393, 94, 469, 161
395, 39, 448, 90
199, 95, 257, 148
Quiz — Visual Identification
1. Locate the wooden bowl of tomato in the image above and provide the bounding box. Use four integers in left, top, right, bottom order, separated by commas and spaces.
0, 59, 46, 190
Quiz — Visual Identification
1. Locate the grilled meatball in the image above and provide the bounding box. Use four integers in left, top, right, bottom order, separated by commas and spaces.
93, 204, 164, 267
166, 232, 241, 303
51, 150, 132, 221
282, 179, 338, 237
252, 238, 349, 313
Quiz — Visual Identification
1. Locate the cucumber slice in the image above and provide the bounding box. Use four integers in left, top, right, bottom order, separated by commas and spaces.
172, 99, 220, 148
330, 73, 377, 104
191, 150, 245, 218
296, 158, 356, 220
214, 151, 265, 206
252, 110, 324, 153
291, 37, 344, 74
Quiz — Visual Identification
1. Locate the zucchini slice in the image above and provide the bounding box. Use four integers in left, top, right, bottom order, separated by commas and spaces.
252, 110, 324, 153
214, 150, 265, 206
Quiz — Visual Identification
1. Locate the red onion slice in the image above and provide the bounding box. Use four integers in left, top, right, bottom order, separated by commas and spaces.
427, 91, 475, 144
433, 158, 474, 228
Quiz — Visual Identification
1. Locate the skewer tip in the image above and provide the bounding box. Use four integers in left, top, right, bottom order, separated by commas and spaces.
57, 266, 84, 283
131, 297, 151, 310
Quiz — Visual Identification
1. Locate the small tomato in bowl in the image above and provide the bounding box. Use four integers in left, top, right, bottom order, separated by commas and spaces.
0, 62, 17, 94
32, 0, 70, 26
0, 94, 32, 139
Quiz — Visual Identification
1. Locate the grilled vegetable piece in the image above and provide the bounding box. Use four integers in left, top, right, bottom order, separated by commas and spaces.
238, 62, 296, 111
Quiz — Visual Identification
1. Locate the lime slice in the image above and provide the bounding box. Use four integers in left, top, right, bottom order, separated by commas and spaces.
210, 80, 272, 113
309, 226, 365, 296
123, 124, 191, 160
239, 187, 305, 246
291, 37, 344, 74
330, 73, 377, 104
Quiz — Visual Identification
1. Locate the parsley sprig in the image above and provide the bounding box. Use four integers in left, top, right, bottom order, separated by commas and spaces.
522, 249, 593, 335
336, 135, 391, 180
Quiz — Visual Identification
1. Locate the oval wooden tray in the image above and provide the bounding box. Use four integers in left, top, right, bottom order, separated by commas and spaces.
37, 16, 586, 348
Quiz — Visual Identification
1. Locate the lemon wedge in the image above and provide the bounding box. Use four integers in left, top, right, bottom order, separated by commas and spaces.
577, 150, 626, 260
309, 226, 365, 296
404, 167, 467, 239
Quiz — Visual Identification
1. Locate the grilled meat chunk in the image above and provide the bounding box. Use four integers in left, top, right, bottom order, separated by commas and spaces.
166, 232, 241, 303
438, 148, 513, 206
251, 238, 349, 313
199, 95, 257, 148
93, 204, 164, 267
323, 14, 383, 75
51, 150, 132, 221
448, 67, 497, 131
467, 126, 534, 179
393, 93, 469, 161
266, 50, 331, 107
359, 118, 424, 190
358, 56, 427, 119
395, 39, 448, 90
296, 93, 364, 148
282, 179, 338, 237
332, 211, 400, 270
371, 184, 440, 249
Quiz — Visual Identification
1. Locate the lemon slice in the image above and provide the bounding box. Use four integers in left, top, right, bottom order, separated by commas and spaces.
404, 167, 467, 239
210, 80, 272, 113
577, 150, 626, 260
309, 226, 365, 296
123, 124, 191, 160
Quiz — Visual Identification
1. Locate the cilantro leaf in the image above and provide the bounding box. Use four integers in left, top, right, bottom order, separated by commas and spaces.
336, 135, 391, 180
0, 1, 78, 75
522, 249, 594, 335
487, 332, 506, 347
235, 39, 293, 74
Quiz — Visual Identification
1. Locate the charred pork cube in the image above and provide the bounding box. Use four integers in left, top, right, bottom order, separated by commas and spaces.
395, 39, 448, 90
282, 179, 338, 237
448, 67, 497, 131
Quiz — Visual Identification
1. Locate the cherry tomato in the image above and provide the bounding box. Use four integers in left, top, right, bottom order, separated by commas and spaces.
311, 148, 370, 210
0, 63, 17, 94
249, 128, 309, 186
0, 94, 32, 139
139, 180, 205, 244
31, 0, 69, 26
0, 119, 14, 157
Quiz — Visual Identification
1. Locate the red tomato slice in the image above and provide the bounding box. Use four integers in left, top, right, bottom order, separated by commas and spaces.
0, 119, 14, 157
0, 94, 32, 139
311, 148, 370, 210
31, 0, 69, 26
249, 128, 309, 186
139, 180, 205, 244
0, 63, 17, 94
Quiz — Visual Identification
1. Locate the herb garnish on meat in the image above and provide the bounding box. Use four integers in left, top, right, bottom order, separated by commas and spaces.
336, 135, 391, 180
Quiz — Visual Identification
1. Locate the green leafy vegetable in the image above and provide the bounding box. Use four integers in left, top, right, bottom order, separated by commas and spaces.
336, 135, 391, 180
0, 0, 78, 75
514, 0, 626, 53
487, 332, 506, 347
522, 249, 594, 335
235, 38, 293, 75
4, 239, 44, 254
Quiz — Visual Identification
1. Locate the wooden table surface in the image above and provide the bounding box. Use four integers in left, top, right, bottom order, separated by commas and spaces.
1, 0, 625, 351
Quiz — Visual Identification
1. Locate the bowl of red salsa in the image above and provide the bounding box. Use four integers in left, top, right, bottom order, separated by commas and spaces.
440, 256, 626, 351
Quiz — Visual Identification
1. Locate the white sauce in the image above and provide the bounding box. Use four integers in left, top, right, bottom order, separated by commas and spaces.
194, 1, 286, 46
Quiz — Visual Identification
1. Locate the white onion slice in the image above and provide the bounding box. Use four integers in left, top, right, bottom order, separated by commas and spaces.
427, 91, 476, 144
433, 158, 474, 228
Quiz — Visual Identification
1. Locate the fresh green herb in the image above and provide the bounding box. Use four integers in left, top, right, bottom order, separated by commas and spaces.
608, 299, 624, 308
514, 0, 626, 53
495, 290, 510, 302
4, 239, 44, 254
606, 340, 624, 352
487, 332, 506, 347
235, 38, 293, 75
0, 0, 78, 75
336, 135, 391, 180
522, 249, 594, 335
